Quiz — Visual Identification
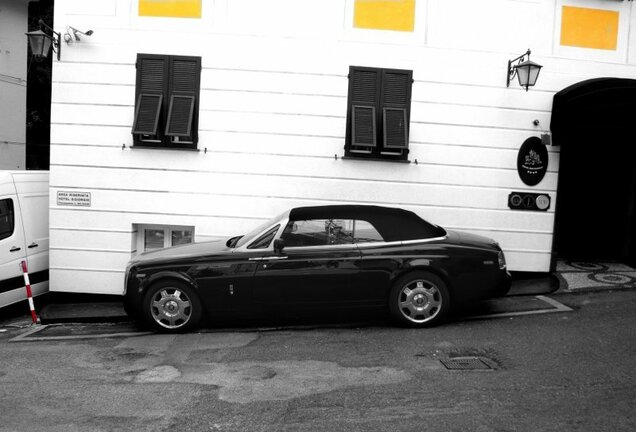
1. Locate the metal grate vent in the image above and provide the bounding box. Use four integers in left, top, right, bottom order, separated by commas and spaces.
440, 357, 493, 370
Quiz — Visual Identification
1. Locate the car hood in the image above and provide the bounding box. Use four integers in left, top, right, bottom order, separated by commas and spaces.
130, 240, 230, 264
446, 230, 499, 250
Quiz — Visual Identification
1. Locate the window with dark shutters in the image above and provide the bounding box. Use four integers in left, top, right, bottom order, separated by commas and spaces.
345, 66, 412, 161
132, 54, 201, 149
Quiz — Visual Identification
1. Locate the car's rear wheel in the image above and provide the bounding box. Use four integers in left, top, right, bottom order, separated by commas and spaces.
142, 280, 202, 333
389, 271, 450, 327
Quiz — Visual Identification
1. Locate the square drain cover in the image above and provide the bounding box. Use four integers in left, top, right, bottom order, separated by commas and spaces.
440, 357, 492, 370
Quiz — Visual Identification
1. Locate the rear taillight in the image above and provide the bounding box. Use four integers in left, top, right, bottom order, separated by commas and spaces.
498, 250, 506, 269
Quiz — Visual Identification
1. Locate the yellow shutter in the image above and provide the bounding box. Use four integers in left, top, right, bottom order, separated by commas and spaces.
560, 6, 619, 51
139, 0, 202, 19
354, 0, 416, 32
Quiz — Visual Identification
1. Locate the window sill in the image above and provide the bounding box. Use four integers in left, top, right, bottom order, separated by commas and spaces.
341, 155, 411, 164
130, 145, 199, 152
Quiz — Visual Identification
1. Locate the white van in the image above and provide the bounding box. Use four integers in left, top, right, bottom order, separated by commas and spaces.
0, 171, 49, 308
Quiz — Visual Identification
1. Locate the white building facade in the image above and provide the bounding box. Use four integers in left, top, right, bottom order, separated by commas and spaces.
49, 0, 636, 295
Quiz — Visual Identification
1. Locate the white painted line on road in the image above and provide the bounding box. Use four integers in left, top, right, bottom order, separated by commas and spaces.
464, 295, 573, 321
9, 324, 152, 342
8, 325, 42, 341
535, 295, 574, 312
7, 296, 576, 340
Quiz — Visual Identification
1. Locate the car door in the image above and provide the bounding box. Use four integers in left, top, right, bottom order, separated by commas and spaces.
0, 196, 27, 307
251, 218, 361, 311
16, 189, 49, 297
193, 226, 282, 316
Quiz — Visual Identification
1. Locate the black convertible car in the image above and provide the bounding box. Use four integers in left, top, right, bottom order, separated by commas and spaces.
124, 205, 511, 332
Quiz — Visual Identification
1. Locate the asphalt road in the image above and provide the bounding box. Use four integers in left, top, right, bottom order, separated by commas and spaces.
1, 290, 635, 432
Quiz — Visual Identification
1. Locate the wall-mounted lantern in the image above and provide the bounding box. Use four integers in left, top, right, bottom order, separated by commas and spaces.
25, 19, 61, 61
507, 49, 542, 91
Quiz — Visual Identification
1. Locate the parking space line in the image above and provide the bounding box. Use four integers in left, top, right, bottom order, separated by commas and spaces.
9, 325, 152, 342
7, 296, 575, 340
535, 295, 574, 312
463, 295, 573, 321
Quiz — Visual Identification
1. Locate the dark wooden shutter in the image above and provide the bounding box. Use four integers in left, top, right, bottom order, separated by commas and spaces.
166, 56, 200, 141
133, 94, 163, 135
348, 67, 381, 149
133, 56, 167, 136
383, 107, 408, 149
166, 95, 195, 136
352, 106, 376, 147
381, 69, 412, 150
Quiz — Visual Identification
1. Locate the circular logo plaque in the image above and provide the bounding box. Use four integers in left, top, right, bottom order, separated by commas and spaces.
535, 194, 550, 210
517, 137, 548, 186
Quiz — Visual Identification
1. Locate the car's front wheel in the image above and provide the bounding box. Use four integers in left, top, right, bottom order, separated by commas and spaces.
142, 280, 203, 333
389, 271, 450, 327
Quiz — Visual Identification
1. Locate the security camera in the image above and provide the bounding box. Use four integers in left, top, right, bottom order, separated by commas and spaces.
64, 26, 94, 44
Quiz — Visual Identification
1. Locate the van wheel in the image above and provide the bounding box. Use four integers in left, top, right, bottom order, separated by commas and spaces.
388, 271, 450, 327
142, 280, 202, 333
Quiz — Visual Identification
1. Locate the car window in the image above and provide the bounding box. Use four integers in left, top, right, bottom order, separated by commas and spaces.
0, 199, 15, 241
234, 211, 286, 248
248, 225, 280, 249
282, 219, 354, 247
354, 220, 384, 243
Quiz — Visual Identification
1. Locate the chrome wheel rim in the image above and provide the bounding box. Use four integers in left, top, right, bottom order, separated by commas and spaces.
150, 288, 192, 329
398, 279, 442, 324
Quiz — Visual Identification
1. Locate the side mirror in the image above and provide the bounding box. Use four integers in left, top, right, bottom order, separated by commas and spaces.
273, 239, 285, 255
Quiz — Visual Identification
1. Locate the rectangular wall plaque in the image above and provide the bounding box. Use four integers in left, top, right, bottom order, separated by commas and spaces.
57, 191, 91, 207
508, 192, 550, 211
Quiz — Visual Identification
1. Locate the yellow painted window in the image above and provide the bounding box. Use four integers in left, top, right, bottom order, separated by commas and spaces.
139, 0, 202, 19
560, 6, 619, 51
354, 0, 416, 32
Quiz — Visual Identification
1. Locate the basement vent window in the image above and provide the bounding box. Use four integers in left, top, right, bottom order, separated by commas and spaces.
134, 224, 194, 255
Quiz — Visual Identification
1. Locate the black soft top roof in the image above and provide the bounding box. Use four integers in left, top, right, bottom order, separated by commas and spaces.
288, 205, 445, 242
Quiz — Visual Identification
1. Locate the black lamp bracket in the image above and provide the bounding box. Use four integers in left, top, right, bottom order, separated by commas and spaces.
506, 49, 531, 88
38, 19, 61, 61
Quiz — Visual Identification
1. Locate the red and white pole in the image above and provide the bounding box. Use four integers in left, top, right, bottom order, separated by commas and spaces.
20, 261, 40, 324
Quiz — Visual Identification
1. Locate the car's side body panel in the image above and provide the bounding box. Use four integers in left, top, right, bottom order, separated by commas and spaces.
250, 245, 361, 310
355, 241, 451, 306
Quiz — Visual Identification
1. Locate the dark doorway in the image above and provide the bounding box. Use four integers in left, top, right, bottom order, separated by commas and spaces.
26, 0, 54, 170
551, 78, 636, 267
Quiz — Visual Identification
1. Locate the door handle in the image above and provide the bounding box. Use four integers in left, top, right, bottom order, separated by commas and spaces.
249, 256, 288, 261
10, 246, 21, 252
28, 242, 39, 249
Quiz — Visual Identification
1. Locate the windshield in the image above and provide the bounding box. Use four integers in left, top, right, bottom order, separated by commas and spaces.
233, 211, 287, 249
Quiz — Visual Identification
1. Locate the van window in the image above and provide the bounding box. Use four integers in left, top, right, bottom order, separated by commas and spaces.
0, 199, 14, 241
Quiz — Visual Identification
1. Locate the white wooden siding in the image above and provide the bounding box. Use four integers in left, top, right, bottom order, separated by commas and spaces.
49, 0, 636, 294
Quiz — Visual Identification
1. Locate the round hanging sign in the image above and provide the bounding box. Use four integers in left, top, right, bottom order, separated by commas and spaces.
517, 137, 548, 186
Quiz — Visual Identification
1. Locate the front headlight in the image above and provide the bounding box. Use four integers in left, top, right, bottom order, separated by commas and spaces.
498, 250, 506, 269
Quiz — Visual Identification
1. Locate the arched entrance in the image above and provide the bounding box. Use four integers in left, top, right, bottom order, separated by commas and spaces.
551, 78, 636, 267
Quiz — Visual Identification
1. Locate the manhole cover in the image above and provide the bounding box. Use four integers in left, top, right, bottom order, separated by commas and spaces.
440, 357, 493, 370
